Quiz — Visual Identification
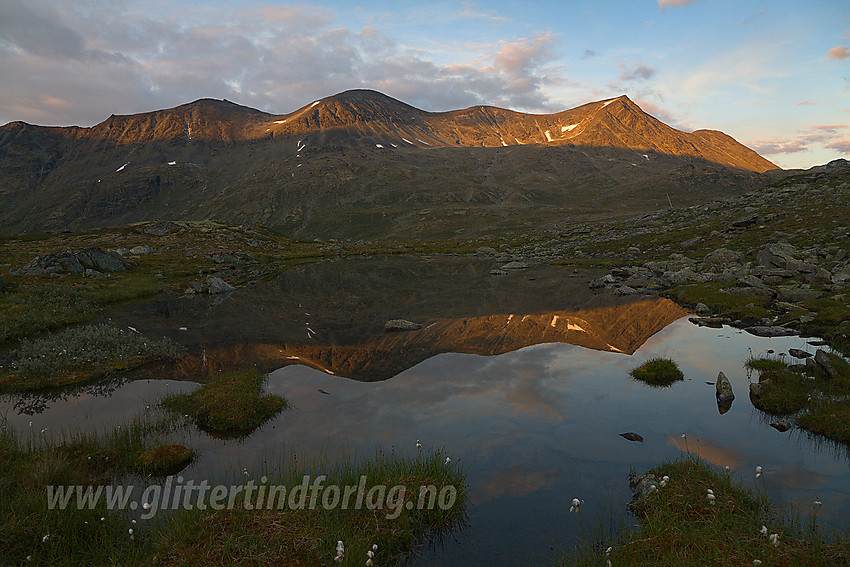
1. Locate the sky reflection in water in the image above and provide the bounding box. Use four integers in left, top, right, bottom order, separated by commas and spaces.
3, 318, 848, 566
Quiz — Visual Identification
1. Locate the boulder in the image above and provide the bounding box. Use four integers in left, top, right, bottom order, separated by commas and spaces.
776, 285, 822, 302
788, 348, 812, 359
703, 248, 744, 265
627, 472, 661, 514
814, 349, 840, 380
500, 261, 529, 270
83, 269, 109, 279
142, 221, 182, 236
129, 245, 154, 255
475, 246, 497, 256
737, 275, 773, 293
206, 276, 235, 294
385, 319, 424, 332
770, 420, 792, 433
589, 274, 617, 289
12, 248, 130, 276
614, 285, 640, 296
749, 382, 762, 402
758, 242, 802, 269
730, 213, 759, 228
680, 236, 705, 249
695, 302, 710, 316
745, 326, 799, 337
716, 371, 735, 403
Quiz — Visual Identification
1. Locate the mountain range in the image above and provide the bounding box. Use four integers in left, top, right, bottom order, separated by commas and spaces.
0, 89, 782, 238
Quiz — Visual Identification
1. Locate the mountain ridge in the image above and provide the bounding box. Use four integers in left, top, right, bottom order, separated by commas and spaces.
0, 89, 783, 238
1, 89, 776, 172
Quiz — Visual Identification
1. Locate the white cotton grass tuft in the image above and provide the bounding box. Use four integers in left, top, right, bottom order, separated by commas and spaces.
769, 533, 780, 547
755, 465, 763, 478
570, 498, 584, 512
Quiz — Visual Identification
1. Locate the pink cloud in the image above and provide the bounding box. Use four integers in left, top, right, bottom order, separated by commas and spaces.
658, 0, 697, 10
658, 0, 702, 9
827, 46, 849, 60
753, 124, 849, 156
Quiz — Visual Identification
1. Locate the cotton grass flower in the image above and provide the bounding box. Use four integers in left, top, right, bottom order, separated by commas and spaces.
755, 466, 763, 478
753, 560, 762, 565
760, 525, 768, 536
445, 457, 451, 465
334, 540, 345, 563
570, 498, 584, 512
769, 533, 780, 547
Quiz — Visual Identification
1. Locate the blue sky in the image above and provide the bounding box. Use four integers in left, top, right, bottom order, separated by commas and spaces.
0, 0, 847, 168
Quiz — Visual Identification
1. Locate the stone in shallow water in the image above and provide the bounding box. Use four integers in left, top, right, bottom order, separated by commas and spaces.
620, 432, 644, 442
788, 348, 812, 359
716, 372, 735, 403
744, 326, 798, 337
770, 420, 792, 433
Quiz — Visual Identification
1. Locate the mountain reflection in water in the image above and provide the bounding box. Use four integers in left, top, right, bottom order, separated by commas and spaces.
157, 297, 688, 381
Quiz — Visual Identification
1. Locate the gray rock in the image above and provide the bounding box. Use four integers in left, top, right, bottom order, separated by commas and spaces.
185, 281, 208, 294
489, 269, 508, 276
758, 242, 803, 269
749, 382, 762, 402
500, 261, 529, 270
745, 326, 799, 337
129, 245, 154, 255
703, 248, 744, 265
385, 319, 424, 332
814, 349, 840, 379
695, 302, 710, 316
475, 246, 498, 256
777, 285, 822, 302
731, 213, 759, 228
142, 221, 181, 236
210, 253, 240, 264
12, 248, 129, 276
206, 276, 235, 294
589, 274, 617, 289
613, 285, 639, 295
737, 275, 773, 293
688, 316, 730, 328
628, 472, 661, 513
83, 269, 109, 279
716, 371, 735, 403
788, 348, 812, 359
680, 236, 704, 249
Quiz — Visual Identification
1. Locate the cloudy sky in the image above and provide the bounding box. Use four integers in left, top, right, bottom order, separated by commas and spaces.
0, 0, 847, 169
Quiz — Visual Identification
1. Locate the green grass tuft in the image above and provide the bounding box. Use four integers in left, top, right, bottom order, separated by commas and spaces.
161, 369, 287, 437
630, 357, 684, 387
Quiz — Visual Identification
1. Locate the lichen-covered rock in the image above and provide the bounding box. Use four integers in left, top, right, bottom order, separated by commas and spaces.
12, 248, 130, 276
385, 319, 423, 332
207, 276, 236, 294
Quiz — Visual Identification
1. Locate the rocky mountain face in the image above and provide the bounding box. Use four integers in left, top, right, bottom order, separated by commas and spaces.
0, 90, 781, 238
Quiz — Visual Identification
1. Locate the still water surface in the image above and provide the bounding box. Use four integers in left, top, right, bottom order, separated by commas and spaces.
2, 257, 847, 566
